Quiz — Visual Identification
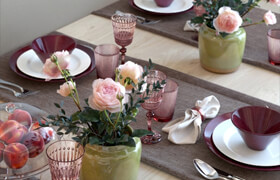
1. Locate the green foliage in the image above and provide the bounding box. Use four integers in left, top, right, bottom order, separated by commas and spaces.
45, 60, 165, 147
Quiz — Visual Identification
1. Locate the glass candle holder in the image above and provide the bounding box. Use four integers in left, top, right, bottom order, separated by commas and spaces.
267, 29, 280, 65
46, 140, 84, 180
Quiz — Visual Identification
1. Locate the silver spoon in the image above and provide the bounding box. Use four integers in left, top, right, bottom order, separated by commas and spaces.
193, 159, 229, 180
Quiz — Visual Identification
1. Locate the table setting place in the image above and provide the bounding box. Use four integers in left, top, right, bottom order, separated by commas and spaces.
0, 0, 280, 180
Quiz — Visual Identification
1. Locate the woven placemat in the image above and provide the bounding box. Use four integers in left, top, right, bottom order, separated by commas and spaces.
93, 0, 280, 73
0, 36, 279, 180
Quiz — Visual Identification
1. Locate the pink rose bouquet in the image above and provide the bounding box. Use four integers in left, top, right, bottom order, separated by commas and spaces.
191, 0, 277, 36
43, 55, 165, 147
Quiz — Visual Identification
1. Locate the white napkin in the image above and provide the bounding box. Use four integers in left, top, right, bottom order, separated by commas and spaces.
183, 20, 200, 32
162, 95, 220, 144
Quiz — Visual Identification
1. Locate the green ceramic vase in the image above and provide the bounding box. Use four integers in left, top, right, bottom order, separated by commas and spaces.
198, 25, 246, 73
80, 137, 142, 180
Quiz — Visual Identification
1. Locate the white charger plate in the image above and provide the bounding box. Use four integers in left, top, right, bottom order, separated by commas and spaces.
16, 48, 91, 80
133, 0, 193, 14
212, 119, 280, 167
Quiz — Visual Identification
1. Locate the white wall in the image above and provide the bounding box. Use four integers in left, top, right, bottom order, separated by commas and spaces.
0, 0, 116, 55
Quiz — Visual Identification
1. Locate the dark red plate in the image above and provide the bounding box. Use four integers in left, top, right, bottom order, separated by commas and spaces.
128, 0, 193, 15
204, 112, 280, 171
9, 44, 95, 82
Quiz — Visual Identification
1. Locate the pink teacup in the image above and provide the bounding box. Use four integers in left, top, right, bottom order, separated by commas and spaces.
154, 0, 174, 7
231, 106, 280, 151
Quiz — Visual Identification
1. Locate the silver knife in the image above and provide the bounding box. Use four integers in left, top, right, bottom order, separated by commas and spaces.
215, 167, 246, 180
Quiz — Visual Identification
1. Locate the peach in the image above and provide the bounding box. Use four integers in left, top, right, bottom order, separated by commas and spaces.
21, 131, 45, 158
0, 142, 4, 162
36, 127, 55, 144
8, 109, 32, 128
0, 120, 28, 144
30, 119, 46, 131
4, 143, 29, 169
0, 120, 3, 127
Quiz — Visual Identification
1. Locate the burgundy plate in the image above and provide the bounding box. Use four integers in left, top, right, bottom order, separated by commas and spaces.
204, 112, 280, 171
9, 44, 95, 83
128, 0, 193, 15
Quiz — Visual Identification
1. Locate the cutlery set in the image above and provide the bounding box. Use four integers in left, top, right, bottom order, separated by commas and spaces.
0, 79, 38, 97
194, 159, 245, 180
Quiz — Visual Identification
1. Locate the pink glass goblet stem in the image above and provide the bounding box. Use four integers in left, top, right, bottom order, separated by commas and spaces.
120, 47, 127, 64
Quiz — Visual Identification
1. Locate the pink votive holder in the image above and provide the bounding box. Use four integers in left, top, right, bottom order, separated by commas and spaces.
46, 140, 84, 180
94, 44, 120, 79
267, 29, 280, 65
154, 79, 179, 122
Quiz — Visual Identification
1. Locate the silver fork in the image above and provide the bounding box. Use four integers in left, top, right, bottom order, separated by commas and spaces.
0, 85, 26, 97
115, 10, 161, 25
0, 79, 39, 96
135, 15, 161, 25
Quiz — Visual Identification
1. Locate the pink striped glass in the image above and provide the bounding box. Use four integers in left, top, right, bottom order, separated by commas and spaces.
46, 140, 84, 180
154, 79, 178, 122
94, 44, 120, 79
267, 29, 280, 65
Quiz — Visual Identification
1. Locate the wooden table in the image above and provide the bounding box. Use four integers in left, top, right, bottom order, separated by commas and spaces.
53, 14, 280, 179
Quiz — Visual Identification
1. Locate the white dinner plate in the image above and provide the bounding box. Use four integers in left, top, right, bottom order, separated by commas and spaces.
16, 48, 91, 80
133, 0, 193, 14
212, 119, 280, 167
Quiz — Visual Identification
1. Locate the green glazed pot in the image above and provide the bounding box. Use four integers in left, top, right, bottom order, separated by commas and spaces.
80, 137, 141, 180
198, 25, 246, 73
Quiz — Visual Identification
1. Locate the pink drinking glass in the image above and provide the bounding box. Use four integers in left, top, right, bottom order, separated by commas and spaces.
46, 140, 84, 180
154, 79, 179, 122
94, 44, 120, 79
111, 13, 137, 64
141, 70, 166, 144
267, 29, 280, 65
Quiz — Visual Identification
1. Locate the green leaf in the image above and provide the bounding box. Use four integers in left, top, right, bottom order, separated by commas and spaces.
191, 16, 204, 24
89, 136, 100, 145
70, 111, 80, 121
60, 109, 65, 115
60, 101, 64, 108
54, 103, 60, 108
79, 108, 100, 123
72, 137, 81, 143
132, 129, 153, 137
119, 134, 129, 142
123, 137, 136, 147
57, 132, 64, 135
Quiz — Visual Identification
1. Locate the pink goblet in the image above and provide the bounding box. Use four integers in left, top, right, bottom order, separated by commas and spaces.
111, 13, 137, 64
141, 70, 166, 144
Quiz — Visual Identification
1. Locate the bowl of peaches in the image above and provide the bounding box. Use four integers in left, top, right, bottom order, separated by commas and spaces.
0, 103, 58, 179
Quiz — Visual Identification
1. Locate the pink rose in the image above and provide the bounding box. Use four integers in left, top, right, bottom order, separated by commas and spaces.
118, 61, 143, 91
43, 50, 70, 78
213, 7, 243, 34
194, 5, 206, 16
269, 0, 280, 6
263, 11, 277, 25
88, 78, 126, 113
57, 81, 75, 97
